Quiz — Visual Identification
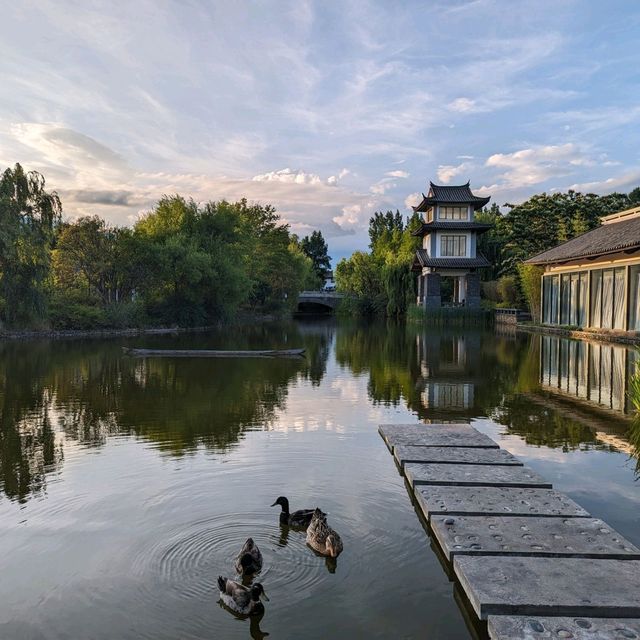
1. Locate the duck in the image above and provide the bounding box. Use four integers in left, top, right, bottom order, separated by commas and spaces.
234, 537, 263, 576
217, 576, 269, 616
306, 508, 343, 558
271, 496, 325, 528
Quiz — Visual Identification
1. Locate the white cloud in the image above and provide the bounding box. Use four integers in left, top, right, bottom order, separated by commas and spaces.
437, 162, 470, 183
449, 97, 476, 113
567, 169, 640, 194
485, 143, 591, 188
386, 170, 409, 178
404, 192, 422, 209
252, 167, 323, 185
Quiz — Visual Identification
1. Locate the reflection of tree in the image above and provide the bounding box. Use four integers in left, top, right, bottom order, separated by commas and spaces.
0, 343, 64, 503
0, 321, 331, 502
492, 394, 600, 451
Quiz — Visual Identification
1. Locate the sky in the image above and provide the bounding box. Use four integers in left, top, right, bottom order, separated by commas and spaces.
1, 0, 640, 263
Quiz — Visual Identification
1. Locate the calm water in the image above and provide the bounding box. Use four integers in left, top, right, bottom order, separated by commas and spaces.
1, 320, 640, 639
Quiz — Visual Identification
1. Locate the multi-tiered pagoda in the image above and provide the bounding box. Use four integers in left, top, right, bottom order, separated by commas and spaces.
411, 181, 492, 308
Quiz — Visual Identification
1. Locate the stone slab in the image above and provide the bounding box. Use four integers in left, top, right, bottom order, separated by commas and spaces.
405, 463, 551, 489
394, 445, 522, 468
378, 423, 500, 452
430, 515, 640, 561
454, 556, 640, 619
414, 486, 590, 521
488, 615, 640, 639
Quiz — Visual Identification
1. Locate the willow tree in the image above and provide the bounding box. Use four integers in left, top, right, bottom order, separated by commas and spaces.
0, 164, 61, 326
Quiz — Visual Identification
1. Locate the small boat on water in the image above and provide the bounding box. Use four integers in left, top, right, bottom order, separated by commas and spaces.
122, 347, 305, 358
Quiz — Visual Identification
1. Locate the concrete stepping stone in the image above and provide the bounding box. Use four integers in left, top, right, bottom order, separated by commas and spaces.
394, 445, 522, 468
379, 423, 499, 452
404, 462, 551, 489
414, 486, 589, 522
454, 556, 640, 619
430, 515, 640, 561
488, 615, 640, 639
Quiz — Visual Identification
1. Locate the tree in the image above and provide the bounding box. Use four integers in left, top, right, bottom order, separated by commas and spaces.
518, 263, 544, 322
629, 187, 640, 206
300, 230, 331, 286
368, 210, 404, 248
0, 163, 61, 325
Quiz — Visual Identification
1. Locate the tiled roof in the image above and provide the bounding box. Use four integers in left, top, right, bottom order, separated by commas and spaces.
414, 249, 491, 269
525, 215, 640, 265
414, 181, 491, 212
412, 221, 492, 236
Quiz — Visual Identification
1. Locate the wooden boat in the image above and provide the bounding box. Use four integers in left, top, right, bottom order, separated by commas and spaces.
122, 347, 305, 358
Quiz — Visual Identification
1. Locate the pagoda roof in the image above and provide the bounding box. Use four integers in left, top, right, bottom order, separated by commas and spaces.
412, 250, 491, 271
412, 221, 493, 236
413, 181, 490, 212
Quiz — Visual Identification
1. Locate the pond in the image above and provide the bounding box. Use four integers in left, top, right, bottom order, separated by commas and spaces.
1, 320, 639, 639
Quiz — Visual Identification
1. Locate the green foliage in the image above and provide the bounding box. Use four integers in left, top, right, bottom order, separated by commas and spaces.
517, 263, 544, 322
500, 190, 631, 273
300, 230, 331, 285
1, 162, 314, 329
407, 305, 493, 326
0, 163, 61, 326
496, 275, 519, 307
336, 210, 420, 316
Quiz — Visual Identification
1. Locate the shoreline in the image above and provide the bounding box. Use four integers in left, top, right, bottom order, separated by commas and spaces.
0, 313, 281, 342
515, 322, 640, 345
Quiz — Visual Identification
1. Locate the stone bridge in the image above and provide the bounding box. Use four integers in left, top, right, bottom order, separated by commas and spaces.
296, 291, 345, 313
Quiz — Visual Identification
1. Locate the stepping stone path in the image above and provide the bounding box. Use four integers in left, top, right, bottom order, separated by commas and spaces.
379, 422, 640, 637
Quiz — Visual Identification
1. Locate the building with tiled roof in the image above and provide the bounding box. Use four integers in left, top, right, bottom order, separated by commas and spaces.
526, 205, 640, 331
411, 181, 492, 308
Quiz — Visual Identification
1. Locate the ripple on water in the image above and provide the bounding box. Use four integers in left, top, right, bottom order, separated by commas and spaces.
129, 511, 335, 606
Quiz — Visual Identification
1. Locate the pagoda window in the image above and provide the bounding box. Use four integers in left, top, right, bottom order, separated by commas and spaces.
440, 235, 467, 257
439, 206, 469, 220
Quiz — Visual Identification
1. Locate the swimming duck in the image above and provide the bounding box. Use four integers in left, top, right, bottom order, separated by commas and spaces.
217, 577, 269, 616
306, 508, 343, 558
234, 537, 263, 576
271, 496, 324, 528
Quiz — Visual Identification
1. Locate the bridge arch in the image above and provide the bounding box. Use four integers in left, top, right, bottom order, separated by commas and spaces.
295, 291, 344, 314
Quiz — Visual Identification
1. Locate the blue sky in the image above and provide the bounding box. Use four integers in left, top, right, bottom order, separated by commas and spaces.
1, 0, 639, 262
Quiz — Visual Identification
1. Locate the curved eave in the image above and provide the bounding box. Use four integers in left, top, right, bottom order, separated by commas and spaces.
413, 196, 491, 213
411, 222, 493, 237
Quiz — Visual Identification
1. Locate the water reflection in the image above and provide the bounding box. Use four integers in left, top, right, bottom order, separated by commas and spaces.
0, 321, 332, 502
2, 321, 640, 504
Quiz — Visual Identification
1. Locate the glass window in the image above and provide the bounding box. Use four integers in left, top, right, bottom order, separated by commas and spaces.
550, 275, 559, 324
578, 272, 588, 327
591, 269, 602, 328
570, 274, 579, 325
602, 269, 614, 329
629, 265, 640, 330
560, 274, 570, 324
439, 206, 469, 220
440, 235, 467, 256
543, 277, 552, 324
614, 267, 626, 330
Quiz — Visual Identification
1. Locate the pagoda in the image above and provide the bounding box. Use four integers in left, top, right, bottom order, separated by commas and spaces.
411, 181, 492, 308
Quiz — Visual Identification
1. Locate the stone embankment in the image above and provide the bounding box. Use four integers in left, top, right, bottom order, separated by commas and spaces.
380, 422, 640, 639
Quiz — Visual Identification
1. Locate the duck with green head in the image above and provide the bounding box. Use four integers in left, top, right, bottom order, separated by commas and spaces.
270, 496, 325, 528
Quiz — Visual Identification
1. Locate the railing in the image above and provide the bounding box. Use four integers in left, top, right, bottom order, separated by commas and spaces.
495, 308, 532, 324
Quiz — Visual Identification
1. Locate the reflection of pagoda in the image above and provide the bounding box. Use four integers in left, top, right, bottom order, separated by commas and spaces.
416, 332, 480, 412
411, 182, 492, 307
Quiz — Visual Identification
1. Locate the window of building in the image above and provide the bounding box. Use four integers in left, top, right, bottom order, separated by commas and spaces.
440, 235, 467, 256
589, 267, 626, 330
439, 206, 469, 220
